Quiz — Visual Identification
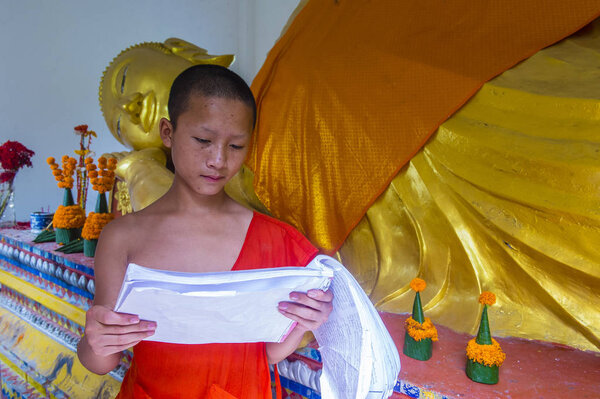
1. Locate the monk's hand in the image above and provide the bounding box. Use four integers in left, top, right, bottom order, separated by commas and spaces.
278, 289, 334, 332
83, 305, 156, 356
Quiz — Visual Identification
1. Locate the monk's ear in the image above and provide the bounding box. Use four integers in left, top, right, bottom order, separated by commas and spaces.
160, 118, 174, 148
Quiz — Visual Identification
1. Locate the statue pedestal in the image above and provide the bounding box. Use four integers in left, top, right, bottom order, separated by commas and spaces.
0, 228, 128, 398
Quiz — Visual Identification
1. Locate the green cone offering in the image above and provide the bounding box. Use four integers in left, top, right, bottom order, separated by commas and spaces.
55, 188, 82, 245
466, 292, 506, 384
403, 278, 438, 361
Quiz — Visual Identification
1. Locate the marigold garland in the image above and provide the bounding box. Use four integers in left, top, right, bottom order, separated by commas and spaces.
479, 291, 496, 306
405, 316, 438, 342
466, 337, 506, 367
53, 205, 86, 229
410, 277, 426, 292
82, 212, 114, 240
47, 155, 77, 189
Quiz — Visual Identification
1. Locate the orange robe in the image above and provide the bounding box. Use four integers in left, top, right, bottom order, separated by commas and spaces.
116, 212, 318, 399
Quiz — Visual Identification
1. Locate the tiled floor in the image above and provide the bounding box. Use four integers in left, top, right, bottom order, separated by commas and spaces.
382, 313, 600, 399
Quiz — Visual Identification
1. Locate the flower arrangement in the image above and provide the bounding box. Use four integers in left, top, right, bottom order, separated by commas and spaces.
81, 156, 117, 256
46, 155, 85, 244
465, 291, 506, 384
0, 140, 35, 223
0, 140, 35, 175
403, 277, 438, 360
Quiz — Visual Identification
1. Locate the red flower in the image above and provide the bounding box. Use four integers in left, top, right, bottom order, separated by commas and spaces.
0, 141, 35, 172
0, 170, 16, 184
74, 124, 88, 133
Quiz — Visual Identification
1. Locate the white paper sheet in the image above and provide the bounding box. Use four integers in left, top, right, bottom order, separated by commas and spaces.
114, 263, 333, 344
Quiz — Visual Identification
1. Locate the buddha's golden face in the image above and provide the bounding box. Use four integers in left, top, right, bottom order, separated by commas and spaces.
100, 46, 193, 150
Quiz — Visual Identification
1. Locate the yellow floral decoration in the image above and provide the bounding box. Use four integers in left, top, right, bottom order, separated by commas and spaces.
405, 316, 438, 342
466, 338, 506, 367
82, 212, 114, 240
53, 205, 85, 229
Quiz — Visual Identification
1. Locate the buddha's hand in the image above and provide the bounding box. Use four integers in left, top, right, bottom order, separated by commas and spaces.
278, 289, 334, 333
83, 305, 156, 356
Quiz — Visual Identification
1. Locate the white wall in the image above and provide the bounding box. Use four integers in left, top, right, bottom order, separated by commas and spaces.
0, 0, 299, 221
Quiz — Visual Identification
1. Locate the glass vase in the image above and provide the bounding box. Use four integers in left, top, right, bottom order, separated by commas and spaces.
0, 169, 17, 227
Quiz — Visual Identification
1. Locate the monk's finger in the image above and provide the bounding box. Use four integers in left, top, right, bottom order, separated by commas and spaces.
95, 340, 147, 356
100, 321, 156, 336
287, 293, 320, 311
101, 330, 155, 349
279, 302, 322, 323
278, 309, 320, 332
307, 289, 334, 303
88, 330, 155, 355
288, 291, 334, 316
89, 306, 140, 326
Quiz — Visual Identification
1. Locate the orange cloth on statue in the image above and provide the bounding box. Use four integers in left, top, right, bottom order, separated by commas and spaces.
248, 0, 600, 252
116, 212, 318, 399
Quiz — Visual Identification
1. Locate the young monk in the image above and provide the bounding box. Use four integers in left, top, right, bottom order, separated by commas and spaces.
77, 64, 333, 398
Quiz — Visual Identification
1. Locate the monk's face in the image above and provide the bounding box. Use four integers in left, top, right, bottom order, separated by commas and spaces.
100, 46, 193, 150
160, 95, 253, 197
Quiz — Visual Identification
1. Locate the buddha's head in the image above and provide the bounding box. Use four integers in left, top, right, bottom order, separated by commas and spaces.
99, 38, 234, 150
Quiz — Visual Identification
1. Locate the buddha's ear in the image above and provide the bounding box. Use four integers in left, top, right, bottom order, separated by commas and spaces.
164, 38, 235, 67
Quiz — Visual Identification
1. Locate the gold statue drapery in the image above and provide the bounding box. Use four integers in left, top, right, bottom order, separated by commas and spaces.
247, 2, 600, 351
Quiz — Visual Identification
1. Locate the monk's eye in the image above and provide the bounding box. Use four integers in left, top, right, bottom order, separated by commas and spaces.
120, 66, 128, 94
230, 144, 245, 150
194, 137, 210, 144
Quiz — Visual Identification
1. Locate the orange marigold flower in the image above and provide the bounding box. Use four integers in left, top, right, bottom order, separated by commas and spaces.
46, 157, 55, 164
68, 157, 77, 165
466, 338, 506, 367
52, 169, 62, 177
88, 170, 98, 178
410, 278, 426, 292
479, 291, 496, 306
405, 316, 438, 342
61, 155, 69, 162
82, 212, 114, 240
53, 205, 86, 228
50, 164, 58, 170
84, 157, 93, 164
